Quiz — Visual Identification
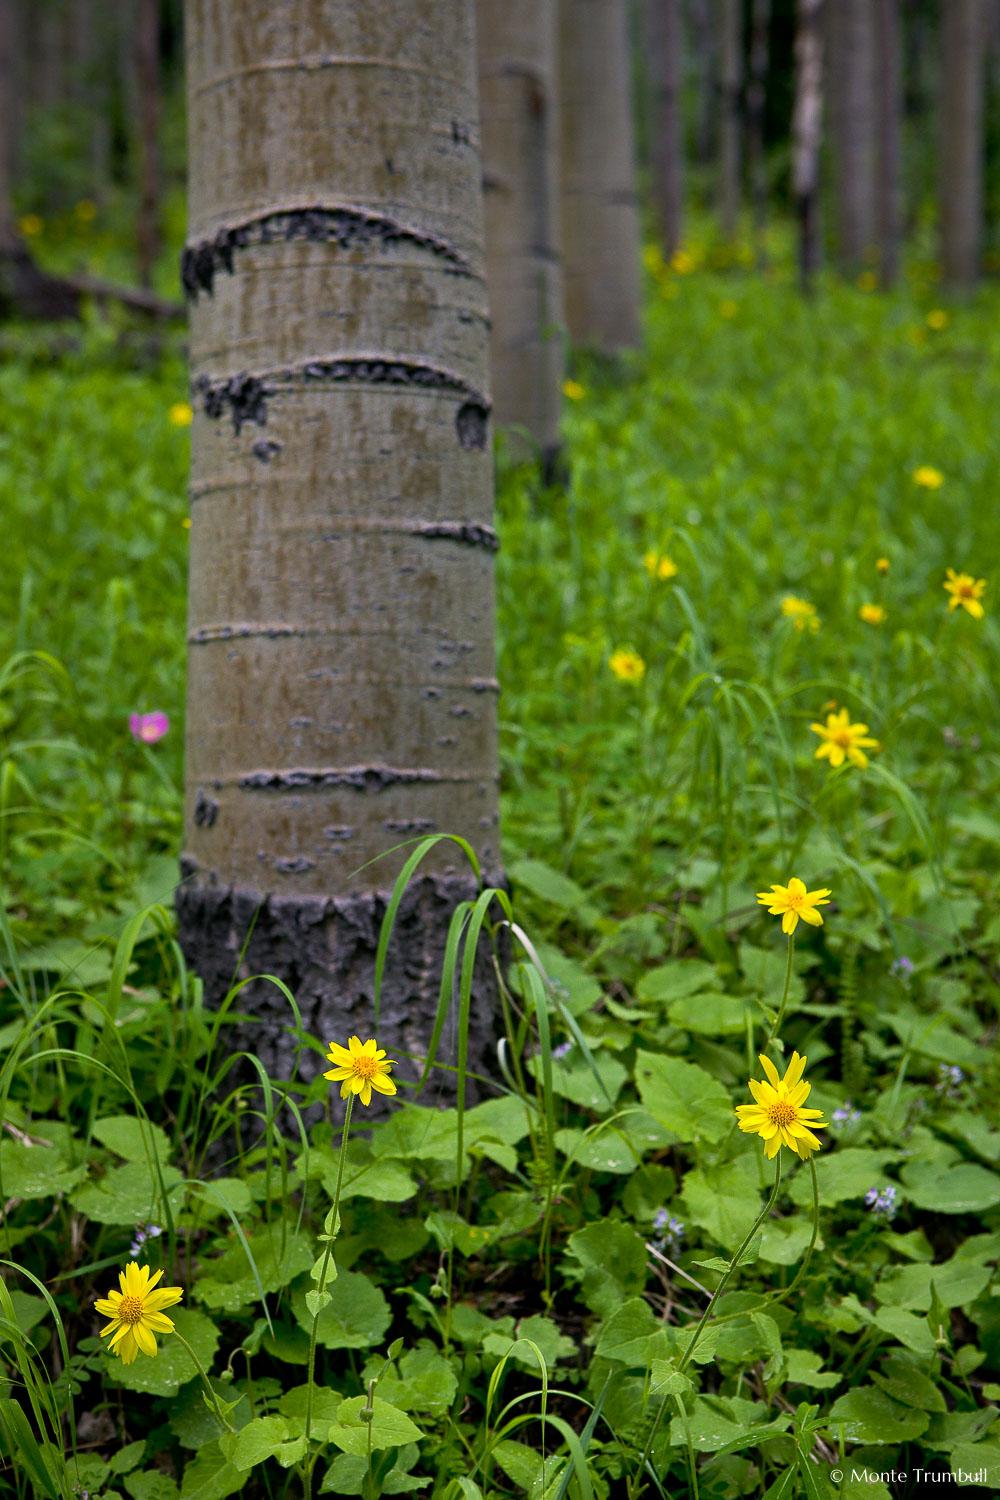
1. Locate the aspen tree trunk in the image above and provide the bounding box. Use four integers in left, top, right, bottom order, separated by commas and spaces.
477, 0, 563, 467
828, 0, 875, 271
0, 0, 15, 256
558, 0, 641, 352
691, 0, 715, 167
747, 0, 770, 263
941, 0, 986, 290
792, 0, 824, 293
178, 0, 502, 1091
718, 0, 742, 241
874, 0, 901, 288
647, 0, 684, 259
135, 0, 160, 288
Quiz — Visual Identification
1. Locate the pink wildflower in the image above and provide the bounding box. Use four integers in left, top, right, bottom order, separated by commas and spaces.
129, 712, 169, 744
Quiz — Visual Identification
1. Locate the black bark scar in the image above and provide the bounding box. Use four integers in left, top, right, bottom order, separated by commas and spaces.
181, 205, 472, 299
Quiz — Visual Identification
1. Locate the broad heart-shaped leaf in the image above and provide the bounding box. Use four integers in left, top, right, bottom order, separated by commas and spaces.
178, 1440, 243, 1500
291, 1269, 390, 1350
93, 1114, 171, 1165
872, 1355, 947, 1412
554, 1126, 640, 1173
506, 857, 601, 927
946, 1439, 1000, 1487
110, 1307, 221, 1398
563, 1219, 648, 1316
326, 1396, 423, 1456
826, 1388, 929, 1445
0, 1140, 87, 1200
125, 1473, 180, 1500
530, 1051, 628, 1111
875, 1257, 991, 1312
634, 1050, 732, 1144
594, 1298, 674, 1365
637, 959, 718, 1004
370, 1341, 459, 1414
668, 1397, 790, 1454
668, 992, 749, 1036
319, 1447, 430, 1495
681, 1160, 765, 1250
787, 1148, 906, 1208
194, 1230, 314, 1314
218, 1415, 290, 1472
871, 1306, 936, 1356
901, 1160, 1000, 1214
70, 1159, 185, 1226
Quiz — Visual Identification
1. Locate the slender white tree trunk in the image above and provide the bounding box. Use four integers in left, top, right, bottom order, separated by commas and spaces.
793, 0, 824, 293
477, 0, 563, 465
647, 0, 684, 259
557, 0, 642, 352
829, 0, 875, 271
874, 0, 901, 288
179, 0, 502, 1087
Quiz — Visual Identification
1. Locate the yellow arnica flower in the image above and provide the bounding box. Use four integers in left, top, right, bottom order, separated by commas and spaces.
944, 568, 986, 619
859, 602, 887, 625
735, 1052, 828, 1160
926, 308, 949, 330
780, 596, 820, 633
912, 465, 943, 489
810, 708, 880, 769
324, 1035, 397, 1107
670, 249, 696, 274
609, 649, 645, 682
562, 379, 585, 402
876, 557, 890, 575
94, 1262, 183, 1365
756, 878, 831, 935
643, 551, 678, 581
168, 401, 193, 427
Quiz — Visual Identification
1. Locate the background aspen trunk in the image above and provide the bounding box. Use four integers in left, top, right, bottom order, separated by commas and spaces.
747, 0, 770, 264
691, 0, 715, 167
941, 0, 985, 289
0, 0, 16, 255
557, 0, 642, 352
477, 0, 563, 467
792, 0, 824, 293
873, 0, 901, 289
828, 0, 875, 271
178, 0, 502, 1094
718, 0, 742, 241
646, 0, 684, 260
135, 0, 161, 288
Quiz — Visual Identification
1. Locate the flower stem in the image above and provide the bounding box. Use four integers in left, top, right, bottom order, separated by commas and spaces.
678, 1153, 782, 1375
305, 1094, 354, 1447
170, 1330, 236, 1433
762, 932, 795, 1057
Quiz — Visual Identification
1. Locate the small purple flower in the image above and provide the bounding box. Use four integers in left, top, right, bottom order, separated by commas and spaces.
937, 1063, 963, 1096
653, 1208, 670, 1230
129, 711, 169, 744
891, 955, 914, 986
552, 1040, 573, 1061
865, 1184, 898, 1221
832, 1102, 861, 1129
652, 1210, 685, 1255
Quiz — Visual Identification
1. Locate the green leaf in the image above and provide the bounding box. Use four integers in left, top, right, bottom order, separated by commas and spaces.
826, 1387, 929, 1444
327, 1396, 423, 1456
782, 1350, 839, 1389
71, 1159, 185, 1226
109, 1439, 147, 1474
178, 1440, 243, 1500
875, 1258, 991, 1312
924, 1406, 999, 1451
901, 1161, 1000, 1214
634, 1050, 732, 1143
682, 1161, 764, 1250
946, 1439, 1000, 1486
871, 1305, 937, 1356
291, 1269, 391, 1350
195, 1230, 314, 1313
125, 1473, 180, 1500
872, 1355, 946, 1412
170, 1381, 250, 1450
594, 1298, 673, 1365
507, 858, 601, 927
650, 1358, 694, 1397
0, 1140, 87, 1200
668, 1398, 790, 1454
637, 959, 718, 1003
218, 1415, 290, 1472
533, 1051, 627, 1110
564, 1219, 648, 1316
787, 1148, 905, 1208
189, 1178, 253, 1218
93, 1114, 171, 1164
111, 1307, 221, 1398
554, 1126, 639, 1173
668, 991, 749, 1035
319, 1448, 431, 1495
371, 1342, 459, 1414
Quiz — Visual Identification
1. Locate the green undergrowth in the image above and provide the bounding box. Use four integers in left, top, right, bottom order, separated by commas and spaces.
1, 236, 1000, 1496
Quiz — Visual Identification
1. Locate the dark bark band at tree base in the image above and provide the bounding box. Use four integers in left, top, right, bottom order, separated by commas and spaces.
175, 870, 507, 1112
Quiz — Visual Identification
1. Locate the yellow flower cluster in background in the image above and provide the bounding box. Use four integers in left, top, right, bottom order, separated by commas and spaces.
781, 595, 820, 633
912, 465, 944, 489
811, 708, 880, 769
859, 603, 887, 625
944, 568, 986, 619
609, 649, 646, 682
643, 551, 678, 581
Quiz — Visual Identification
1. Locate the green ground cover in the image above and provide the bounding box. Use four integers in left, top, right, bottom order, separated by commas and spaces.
1, 243, 999, 1498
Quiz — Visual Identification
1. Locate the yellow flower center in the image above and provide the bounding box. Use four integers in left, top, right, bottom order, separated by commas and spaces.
959, 582, 974, 598
766, 1098, 797, 1126
834, 729, 854, 748
351, 1053, 379, 1079
118, 1295, 144, 1325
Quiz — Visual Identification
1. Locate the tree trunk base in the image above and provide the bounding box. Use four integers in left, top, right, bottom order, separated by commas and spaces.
175, 870, 506, 1113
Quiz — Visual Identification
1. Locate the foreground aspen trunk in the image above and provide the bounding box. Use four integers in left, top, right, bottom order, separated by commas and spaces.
557, 0, 641, 352
178, 0, 502, 1093
477, 0, 563, 468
